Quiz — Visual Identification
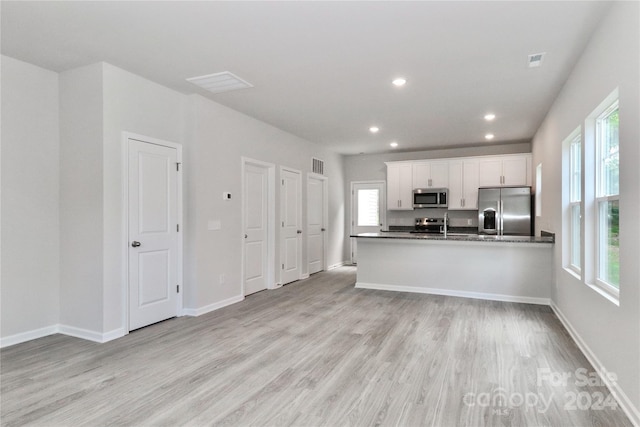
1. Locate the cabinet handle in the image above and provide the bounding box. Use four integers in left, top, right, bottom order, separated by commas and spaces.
399, 200, 402, 208
428, 178, 432, 187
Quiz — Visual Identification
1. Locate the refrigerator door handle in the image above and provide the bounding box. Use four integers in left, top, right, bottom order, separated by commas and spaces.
499, 200, 504, 235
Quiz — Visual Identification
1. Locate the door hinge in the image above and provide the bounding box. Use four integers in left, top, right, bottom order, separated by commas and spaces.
282, 264, 284, 269
177, 285, 180, 293
282, 179, 284, 185
282, 221, 284, 227
177, 224, 180, 232
176, 162, 181, 171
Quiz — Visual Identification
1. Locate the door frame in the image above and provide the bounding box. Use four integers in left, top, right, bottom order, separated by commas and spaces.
307, 173, 329, 273
279, 166, 303, 285
350, 180, 386, 264
121, 132, 183, 334
241, 157, 276, 294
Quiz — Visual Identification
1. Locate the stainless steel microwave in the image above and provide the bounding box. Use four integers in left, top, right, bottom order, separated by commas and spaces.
413, 188, 448, 208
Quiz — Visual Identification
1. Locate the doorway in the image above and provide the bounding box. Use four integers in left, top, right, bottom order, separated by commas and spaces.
280, 167, 302, 285
126, 134, 182, 331
307, 174, 328, 275
242, 158, 275, 296
350, 181, 386, 264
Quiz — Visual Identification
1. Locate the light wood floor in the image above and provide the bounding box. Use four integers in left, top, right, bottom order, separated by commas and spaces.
1, 267, 631, 426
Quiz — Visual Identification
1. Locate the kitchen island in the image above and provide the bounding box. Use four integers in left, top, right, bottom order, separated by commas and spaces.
352, 232, 554, 304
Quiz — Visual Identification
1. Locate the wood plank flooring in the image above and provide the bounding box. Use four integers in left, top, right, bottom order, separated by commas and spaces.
1, 267, 631, 426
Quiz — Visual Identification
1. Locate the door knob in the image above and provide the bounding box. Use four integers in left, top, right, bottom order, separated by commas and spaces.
244, 234, 248, 238
131, 241, 141, 247
321, 228, 326, 231
297, 230, 302, 234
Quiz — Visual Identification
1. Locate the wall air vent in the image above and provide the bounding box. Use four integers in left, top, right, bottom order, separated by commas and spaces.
312, 158, 325, 175
528, 52, 546, 68
186, 71, 253, 94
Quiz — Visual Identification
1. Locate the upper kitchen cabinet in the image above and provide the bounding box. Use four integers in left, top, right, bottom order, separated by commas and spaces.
448, 159, 479, 210
478, 155, 531, 187
412, 161, 449, 189
386, 162, 413, 210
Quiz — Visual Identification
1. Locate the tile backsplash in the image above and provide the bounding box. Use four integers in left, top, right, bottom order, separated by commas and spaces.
386, 209, 478, 228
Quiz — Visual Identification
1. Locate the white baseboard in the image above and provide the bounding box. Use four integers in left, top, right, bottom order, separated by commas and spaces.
328, 261, 350, 270
551, 302, 640, 427
182, 294, 244, 317
300, 274, 310, 280
0, 325, 59, 348
1, 324, 127, 348
355, 282, 550, 306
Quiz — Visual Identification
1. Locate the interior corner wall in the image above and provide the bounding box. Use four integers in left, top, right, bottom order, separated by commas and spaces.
59, 63, 105, 333
186, 94, 346, 311
1, 56, 60, 339
531, 1, 639, 420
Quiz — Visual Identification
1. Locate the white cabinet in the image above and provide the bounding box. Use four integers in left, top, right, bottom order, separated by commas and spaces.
448, 159, 479, 210
412, 161, 449, 189
386, 163, 413, 210
478, 155, 530, 187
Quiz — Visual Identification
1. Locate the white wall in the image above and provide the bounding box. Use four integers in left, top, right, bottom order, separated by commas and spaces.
1, 56, 60, 339
59, 63, 105, 334
1, 58, 346, 343
531, 2, 639, 421
185, 94, 346, 309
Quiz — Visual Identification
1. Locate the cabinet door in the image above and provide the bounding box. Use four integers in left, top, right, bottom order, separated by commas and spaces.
478, 157, 502, 187
502, 156, 529, 186
387, 164, 401, 209
447, 161, 464, 209
398, 163, 413, 210
430, 161, 449, 188
387, 163, 413, 210
412, 162, 430, 188
462, 160, 479, 209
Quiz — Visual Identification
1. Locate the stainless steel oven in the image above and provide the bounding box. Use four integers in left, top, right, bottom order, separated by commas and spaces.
413, 188, 448, 208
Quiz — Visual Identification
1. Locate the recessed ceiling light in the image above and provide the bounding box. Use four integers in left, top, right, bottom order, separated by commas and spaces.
369, 126, 380, 133
484, 113, 496, 121
390, 142, 398, 148
392, 78, 407, 87
485, 133, 495, 140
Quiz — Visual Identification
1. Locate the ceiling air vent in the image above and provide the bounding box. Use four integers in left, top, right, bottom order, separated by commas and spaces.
312, 158, 325, 175
528, 52, 546, 68
186, 71, 253, 94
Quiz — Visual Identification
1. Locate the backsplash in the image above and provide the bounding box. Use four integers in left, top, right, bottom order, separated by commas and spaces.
386, 209, 478, 228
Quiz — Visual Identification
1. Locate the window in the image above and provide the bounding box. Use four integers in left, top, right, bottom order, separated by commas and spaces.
595, 101, 619, 291
357, 188, 380, 226
563, 89, 620, 304
568, 130, 582, 272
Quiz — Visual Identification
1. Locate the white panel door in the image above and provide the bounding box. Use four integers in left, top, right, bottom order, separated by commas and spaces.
307, 175, 327, 275
244, 163, 269, 295
128, 140, 178, 331
281, 168, 302, 285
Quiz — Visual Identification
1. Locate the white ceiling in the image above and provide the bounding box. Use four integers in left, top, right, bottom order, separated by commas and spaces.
1, 1, 611, 154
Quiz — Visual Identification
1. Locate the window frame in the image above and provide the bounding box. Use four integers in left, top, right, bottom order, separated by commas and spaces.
567, 130, 582, 274
594, 100, 620, 296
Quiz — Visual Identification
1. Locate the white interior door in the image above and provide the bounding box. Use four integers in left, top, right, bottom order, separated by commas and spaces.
128, 139, 179, 331
307, 174, 327, 275
280, 167, 302, 285
351, 181, 385, 264
243, 163, 269, 295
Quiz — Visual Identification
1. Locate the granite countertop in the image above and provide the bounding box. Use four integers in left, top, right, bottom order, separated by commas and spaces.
351, 231, 554, 244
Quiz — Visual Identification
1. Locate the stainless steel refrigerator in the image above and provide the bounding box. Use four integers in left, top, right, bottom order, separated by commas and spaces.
478, 187, 532, 236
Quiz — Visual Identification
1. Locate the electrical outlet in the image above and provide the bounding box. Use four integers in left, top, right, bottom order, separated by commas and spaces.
219, 274, 226, 284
